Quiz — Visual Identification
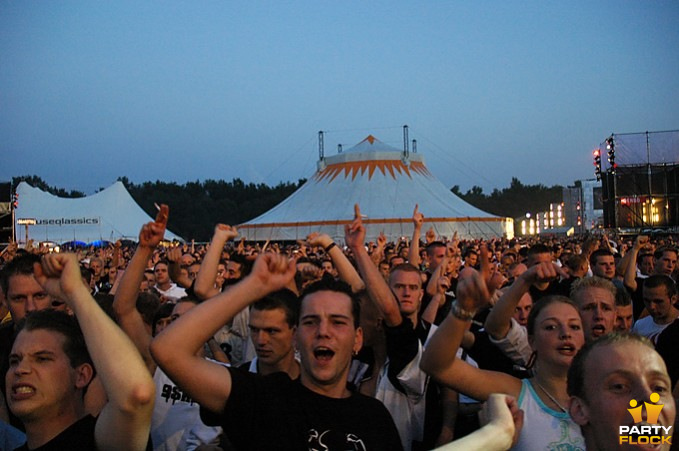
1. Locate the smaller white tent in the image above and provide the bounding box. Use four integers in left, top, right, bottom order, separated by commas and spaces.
15, 181, 183, 243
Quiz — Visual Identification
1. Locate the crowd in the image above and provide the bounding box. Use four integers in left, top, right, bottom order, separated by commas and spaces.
0, 202, 677, 450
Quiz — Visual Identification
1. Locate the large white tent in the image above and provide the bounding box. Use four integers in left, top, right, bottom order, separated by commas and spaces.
239, 135, 513, 242
15, 181, 183, 243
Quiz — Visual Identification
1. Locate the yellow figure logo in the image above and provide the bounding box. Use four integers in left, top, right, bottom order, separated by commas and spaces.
628, 393, 664, 424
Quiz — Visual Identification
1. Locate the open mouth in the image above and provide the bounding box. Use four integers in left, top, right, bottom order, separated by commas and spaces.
14, 386, 34, 394
557, 343, 576, 355
314, 347, 335, 361
11, 384, 35, 399
591, 325, 606, 336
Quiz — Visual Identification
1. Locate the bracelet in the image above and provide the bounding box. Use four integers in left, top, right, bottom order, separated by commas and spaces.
324, 242, 337, 253
451, 301, 476, 321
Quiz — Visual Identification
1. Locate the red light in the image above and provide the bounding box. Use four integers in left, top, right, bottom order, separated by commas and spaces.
593, 149, 600, 157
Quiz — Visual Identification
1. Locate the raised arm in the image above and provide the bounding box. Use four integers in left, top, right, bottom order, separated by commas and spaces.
439, 394, 522, 451
113, 205, 169, 372
150, 253, 296, 413
36, 253, 155, 451
422, 273, 450, 324
166, 246, 192, 289
623, 235, 648, 292
345, 204, 402, 327
426, 255, 448, 297
194, 224, 238, 299
408, 204, 424, 268
420, 251, 522, 402
307, 232, 365, 292
370, 232, 387, 267
111, 240, 122, 269
484, 262, 561, 340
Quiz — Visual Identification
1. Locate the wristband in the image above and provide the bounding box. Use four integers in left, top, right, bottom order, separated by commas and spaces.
324, 242, 337, 253
451, 300, 476, 321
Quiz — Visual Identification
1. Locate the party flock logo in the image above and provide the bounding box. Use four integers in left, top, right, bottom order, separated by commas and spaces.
619, 393, 672, 445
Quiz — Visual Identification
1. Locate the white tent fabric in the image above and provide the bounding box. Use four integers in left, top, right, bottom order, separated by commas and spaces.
239, 135, 513, 242
15, 181, 183, 243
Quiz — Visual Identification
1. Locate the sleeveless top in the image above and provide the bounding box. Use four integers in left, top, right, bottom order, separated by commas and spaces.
512, 379, 585, 451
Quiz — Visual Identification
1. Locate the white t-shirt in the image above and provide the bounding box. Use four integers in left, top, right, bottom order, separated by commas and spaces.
156, 283, 187, 302
632, 317, 673, 344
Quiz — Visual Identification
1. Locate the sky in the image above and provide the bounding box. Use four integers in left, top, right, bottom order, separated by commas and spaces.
2, 1, 678, 195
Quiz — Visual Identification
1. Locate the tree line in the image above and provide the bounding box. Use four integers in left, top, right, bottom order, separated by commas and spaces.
451, 177, 563, 219
12, 175, 562, 241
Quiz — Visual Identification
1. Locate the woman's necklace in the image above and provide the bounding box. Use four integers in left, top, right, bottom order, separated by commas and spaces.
533, 380, 568, 413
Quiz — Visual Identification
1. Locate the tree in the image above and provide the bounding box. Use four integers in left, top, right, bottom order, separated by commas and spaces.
451, 178, 563, 219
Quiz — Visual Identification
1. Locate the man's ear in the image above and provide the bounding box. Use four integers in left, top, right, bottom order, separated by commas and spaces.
353, 327, 364, 355
74, 363, 94, 389
568, 396, 590, 426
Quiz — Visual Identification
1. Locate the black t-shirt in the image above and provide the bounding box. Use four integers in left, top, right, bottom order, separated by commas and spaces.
655, 320, 679, 389
627, 277, 648, 320
14, 415, 153, 451
466, 309, 530, 379
14, 415, 96, 451
202, 369, 403, 450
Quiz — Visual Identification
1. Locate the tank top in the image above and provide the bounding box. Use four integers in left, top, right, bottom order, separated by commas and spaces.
512, 379, 584, 450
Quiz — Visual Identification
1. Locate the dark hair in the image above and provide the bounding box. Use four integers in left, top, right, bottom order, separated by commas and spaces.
300, 279, 361, 328
615, 287, 633, 307
152, 303, 175, 335
388, 255, 405, 267
644, 274, 677, 298
251, 289, 299, 328
526, 295, 578, 337
528, 243, 551, 257
229, 254, 252, 277
80, 265, 93, 284
526, 244, 551, 266
637, 252, 654, 265
463, 248, 479, 259
425, 241, 446, 257
0, 253, 41, 294
588, 249, 614, 268
154, 260, 170, 270
137, 292, 161, 326
567, 332, 654, 400
16, 309, 92, 370
94, 293, 116, 321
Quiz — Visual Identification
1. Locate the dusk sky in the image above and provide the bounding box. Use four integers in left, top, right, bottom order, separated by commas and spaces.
2, 1, 678, 195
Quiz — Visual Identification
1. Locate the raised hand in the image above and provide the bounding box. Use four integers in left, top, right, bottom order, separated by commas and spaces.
436, 275, 451, 295
307, 232, 332, 249
166, 246, 182, 263
412, 204, 424, 229
250, 253, 296, 293
214, 223, 238, 242
456, 245, 494, 313
633, 234, 649, 251
376, 231, 387, 248
34, 253, 88, 302
519, 261, 566, 285
139, 204, 169, 248
344, 204, 366, 249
